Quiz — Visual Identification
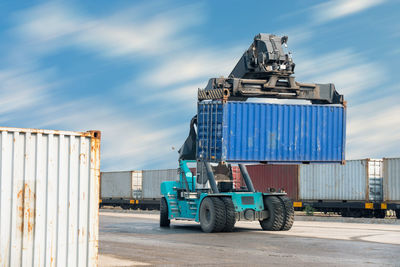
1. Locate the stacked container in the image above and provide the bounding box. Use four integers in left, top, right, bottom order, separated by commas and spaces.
197, 101, 346, 163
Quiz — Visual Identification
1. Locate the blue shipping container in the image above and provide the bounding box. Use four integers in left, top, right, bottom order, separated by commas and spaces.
197, 101, 346, 163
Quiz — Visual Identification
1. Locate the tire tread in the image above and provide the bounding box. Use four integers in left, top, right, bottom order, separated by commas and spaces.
221, 198, 236, 232
160, 197, 170, 227
278, 196, 294, 231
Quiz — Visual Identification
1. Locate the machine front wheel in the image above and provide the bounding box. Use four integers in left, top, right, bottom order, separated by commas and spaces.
221, 197, 236, 232
199, 197, 226, 233
160, 197, 170, 227
396, 210, 400, 219
259, 196, 284, 231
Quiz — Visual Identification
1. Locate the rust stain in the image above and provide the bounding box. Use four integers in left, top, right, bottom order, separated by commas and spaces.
16, 183, 36, 236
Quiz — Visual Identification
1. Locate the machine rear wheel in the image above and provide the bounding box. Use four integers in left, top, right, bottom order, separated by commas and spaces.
278, 196, 294, 231
199, 197, 226, 233
259, 196, 284, 231
221, 198, 236, 232
160, 197, 170, 227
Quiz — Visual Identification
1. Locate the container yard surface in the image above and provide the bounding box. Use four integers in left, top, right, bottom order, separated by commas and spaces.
0, 127, 101, 267
197, 102, 346, 163
99, 211, 400, 266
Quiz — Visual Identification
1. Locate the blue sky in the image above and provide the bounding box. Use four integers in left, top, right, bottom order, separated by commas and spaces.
0, 0, 399, 171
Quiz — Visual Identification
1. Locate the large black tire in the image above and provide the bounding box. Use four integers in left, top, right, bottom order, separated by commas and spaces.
278, 196, 294, 231
396, 210, 400, 219
199, 197, 226, 233
160, 197, 170, 227
259, 196, 284, 231
221, 198, 236, 232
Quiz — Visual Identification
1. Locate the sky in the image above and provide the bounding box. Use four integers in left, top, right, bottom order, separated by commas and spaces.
0, 0, 399, 171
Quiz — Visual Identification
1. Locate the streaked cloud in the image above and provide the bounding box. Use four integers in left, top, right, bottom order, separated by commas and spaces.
0, 0, 397, 172
346, 95, 400, 158
16, 3, 201, 59
294, 49, 384, 97
36, 99, 185, 170
313, 0, 386, 23
138, 46, 243, 88
0, 67, 51, 117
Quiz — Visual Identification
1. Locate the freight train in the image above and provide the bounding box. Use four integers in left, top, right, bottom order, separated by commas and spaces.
100, 158, 400, 219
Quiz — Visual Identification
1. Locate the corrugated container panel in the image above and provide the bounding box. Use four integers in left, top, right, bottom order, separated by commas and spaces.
197, 101, 346, 163
246, 164, 299, 200
142, 169, 179, 199
101, 171, 132, 198
383, 158, 400, 202
299, 159, 368, 201
0, 127, 100, 267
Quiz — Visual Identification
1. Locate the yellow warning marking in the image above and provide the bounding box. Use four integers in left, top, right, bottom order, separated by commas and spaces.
136, 200, 139, 204
99, 199, 102, 203
365, 203, 373, 209
130, 200, 135, 204
381, 203, 387, 210
293, 201, 302, 208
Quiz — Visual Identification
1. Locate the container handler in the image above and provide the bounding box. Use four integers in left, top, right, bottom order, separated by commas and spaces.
160, 33, 345, 232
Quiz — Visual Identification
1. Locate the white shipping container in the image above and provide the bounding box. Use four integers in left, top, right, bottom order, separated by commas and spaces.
101, 171, 131, 198
299, 160, 369, 201
0, 127, 101, 267
383, 158, 400, 202
100, 171, 142, 199
142, 169, 179, 199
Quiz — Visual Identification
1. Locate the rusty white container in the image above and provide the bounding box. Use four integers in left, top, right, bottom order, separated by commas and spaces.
0, 127, 101, 267
383, 158, 400, 202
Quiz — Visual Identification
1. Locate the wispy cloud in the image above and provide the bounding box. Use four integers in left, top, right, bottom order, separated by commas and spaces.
1, 0, 397, 173
346, 94, 400, 158
294, 49, 384, 98
35, 99, 185, 170
313, 0, 386, 23
0, 67, 52, 118
137, 46, 243, 88
16, 3, 201, 59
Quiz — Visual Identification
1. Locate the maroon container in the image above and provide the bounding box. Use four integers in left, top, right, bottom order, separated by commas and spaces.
246, 164, 299, 200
